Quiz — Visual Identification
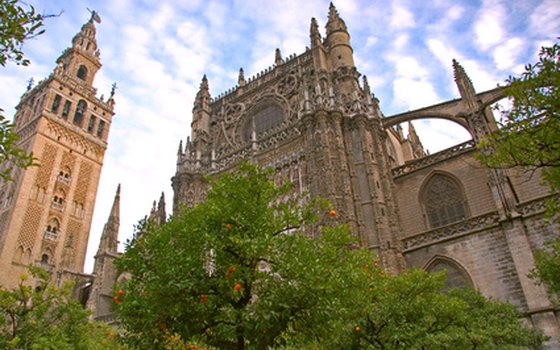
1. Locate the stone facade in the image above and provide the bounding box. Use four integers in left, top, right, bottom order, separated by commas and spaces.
0, 13, 115, 292
172, 3, 559, 342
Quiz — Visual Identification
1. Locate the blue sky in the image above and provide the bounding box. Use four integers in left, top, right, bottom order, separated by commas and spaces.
0, 0, 558, 272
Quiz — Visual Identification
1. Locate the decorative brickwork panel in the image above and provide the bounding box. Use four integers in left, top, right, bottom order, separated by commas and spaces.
60, 152, 77, 174
16, 203, 43, 252
62, 219, 82, 269
34, 143, 58, 188
73, 162, 92, 204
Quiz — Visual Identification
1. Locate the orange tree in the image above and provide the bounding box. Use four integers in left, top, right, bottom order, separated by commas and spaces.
115, 163, 545, 350
115, 163, 374, 349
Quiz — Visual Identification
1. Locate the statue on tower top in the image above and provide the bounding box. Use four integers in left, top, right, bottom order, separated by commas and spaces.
87, 8, 101, 23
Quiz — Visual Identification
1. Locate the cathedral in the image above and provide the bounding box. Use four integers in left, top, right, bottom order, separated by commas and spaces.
0, 4, 559, 342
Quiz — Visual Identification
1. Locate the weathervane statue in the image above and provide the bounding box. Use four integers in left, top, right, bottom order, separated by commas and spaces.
87, 8, 101, 23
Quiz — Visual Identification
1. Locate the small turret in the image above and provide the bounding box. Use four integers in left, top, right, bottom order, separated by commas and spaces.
191, 75, 211, 143
238, 68, 245, 86
310, 17, 322, 48
309, 17, 328, 70
407, 121, 425, 158
452, 59, 477, 110
275, 48, 283, 66
325, 2, 354, 69
149, 192, 167, 225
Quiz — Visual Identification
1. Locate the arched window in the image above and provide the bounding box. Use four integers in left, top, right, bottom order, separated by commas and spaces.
57, 167, 72, 185
426, 256, 473, 290
421, 173, 467, 228
45, 218, 60, 240
244, 103, 285, 141
73, 100, 87, 127
52, 188, 66, 211
77, 65, 87, 80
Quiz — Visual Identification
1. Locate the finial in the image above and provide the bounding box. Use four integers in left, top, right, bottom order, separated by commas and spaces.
26, 77, 34, 91
238, 68, 245, 86
201, 74, 209, 90
363, 75, 371, 96
116, 183, 121, 196
110, 82, 117, 97
275, 48, 282, 65
452, 58, 477, 108
326, 2, 347, 34
310, 17, 322, 47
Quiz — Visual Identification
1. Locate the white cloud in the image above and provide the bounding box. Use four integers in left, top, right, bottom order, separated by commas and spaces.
473, 0, 506, 51
392, 78, 439, 110
530, 0, 560, 37
390, 2, 415, 30
365, 36, 378, 48
493, 37, 524, 70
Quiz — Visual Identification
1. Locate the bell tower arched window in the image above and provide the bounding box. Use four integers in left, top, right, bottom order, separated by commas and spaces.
73, 100, 87, 127
77, 65, 87, 80
421, 173, 468, 229
52, 188, 66, 211
45, 218, 60, 241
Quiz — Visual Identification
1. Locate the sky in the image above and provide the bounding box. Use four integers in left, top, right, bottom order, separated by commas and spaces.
0, 0, 558, 272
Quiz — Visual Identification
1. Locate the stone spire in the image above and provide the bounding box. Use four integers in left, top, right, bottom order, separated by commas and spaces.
177, 140, 183, 164
194, 75, 210, 109
238, 68, 245, 86
310, 17, 322, 48
96, 184, 120, 255
452, 59, 477, 110
407, 121, 425, 158
192, 75, 211, 143
363, 75, 371, 97
275, 48, 283, 65
88, 183, 121, 320
326, 2, 347, 35
149, 192, 167, 225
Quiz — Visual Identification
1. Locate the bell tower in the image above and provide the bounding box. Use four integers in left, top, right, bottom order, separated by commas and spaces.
0, 11, 115, 288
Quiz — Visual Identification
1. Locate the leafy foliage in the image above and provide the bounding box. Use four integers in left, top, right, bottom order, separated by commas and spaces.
0, 0, 45, 180
477, 41, 560, 215
531, 237, 560, 298
116, 163, 373, 349
352, 269, 546, 349
116, 163, 545, 349
0, 112, 34, 181
0, 267, 123, 350
0, 0, 45, 67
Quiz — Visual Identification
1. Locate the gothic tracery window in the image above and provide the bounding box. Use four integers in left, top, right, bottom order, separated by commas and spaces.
426, 257, 473, 290
244, 103, 284, 141
422, 173, 467, 229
